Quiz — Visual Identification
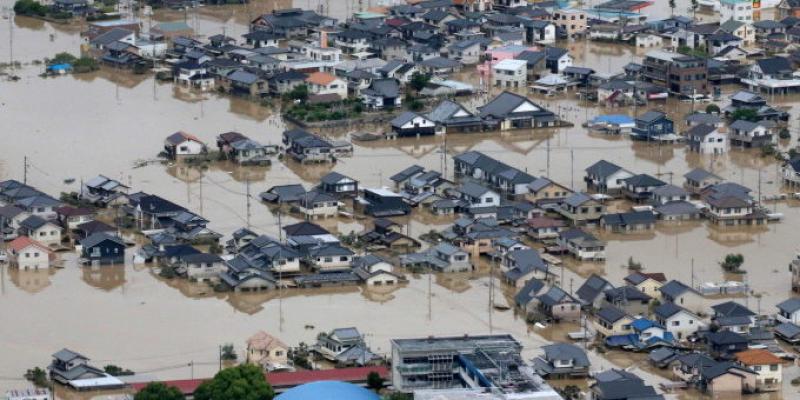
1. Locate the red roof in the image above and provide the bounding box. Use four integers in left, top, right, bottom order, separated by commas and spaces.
8, 236, 50, 253
130, 366, 389, 395
267, 366, 388, 387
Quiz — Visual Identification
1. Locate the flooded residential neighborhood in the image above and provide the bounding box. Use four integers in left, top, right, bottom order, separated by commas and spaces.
3, 0, 800, 399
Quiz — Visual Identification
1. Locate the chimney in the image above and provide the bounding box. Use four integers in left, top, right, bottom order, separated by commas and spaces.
320, 30, 328, 49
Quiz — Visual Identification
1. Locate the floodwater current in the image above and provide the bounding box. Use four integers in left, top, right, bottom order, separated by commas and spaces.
1, 0, 800, 398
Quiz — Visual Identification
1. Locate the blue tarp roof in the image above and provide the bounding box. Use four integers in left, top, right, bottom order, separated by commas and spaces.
591, 114, 635, 125
48, 63, 72, 71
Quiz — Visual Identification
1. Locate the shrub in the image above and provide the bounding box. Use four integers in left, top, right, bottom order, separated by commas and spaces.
720, 253, 745, 273
14, 0, 48, 16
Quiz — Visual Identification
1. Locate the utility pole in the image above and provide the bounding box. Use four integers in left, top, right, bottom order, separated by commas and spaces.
199, 177, 204, 216
7, 7, 13, 72
427, 267, 432, 321
690, 258, 694, 289
546, 135, 551, 178
245, 179, 251, 229
443, 133, 448, 179
489, 262, 494, 334
570, 149, 575, 190
23, 156, 28, 184
218, 345, 222, 371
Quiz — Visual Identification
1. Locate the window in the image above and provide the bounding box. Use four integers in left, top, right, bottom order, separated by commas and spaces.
770, 364, 779, 371
339, 256, 348, 261
324, 257, 333, 262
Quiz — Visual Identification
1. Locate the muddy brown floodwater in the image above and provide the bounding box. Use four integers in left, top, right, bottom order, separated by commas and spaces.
2, 0, 800, 397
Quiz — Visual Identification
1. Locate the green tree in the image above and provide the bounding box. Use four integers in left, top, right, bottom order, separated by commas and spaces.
220, 344, 237, 361
730, 109, 759, 122
622, 256, 643, 271
409, 72, 431, 92
720, 253, 745, 273
557, 385, 582, 400
367, 371, 384, 391
286, 84, 309, 102
104, 364, 134, 376
50, 52, 78, 65
135, 382, 185, 400
24, 367, 49, 388
288, 342, 311, 370
14, 0, 48, 16
705, 104, 720, 114
194, 364, 274, 400
691, 0, 699, 19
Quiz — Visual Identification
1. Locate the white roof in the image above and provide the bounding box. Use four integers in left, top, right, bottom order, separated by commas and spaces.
535, 74, 569, 86
68, 375, 125, 389
493, 59, 527, 71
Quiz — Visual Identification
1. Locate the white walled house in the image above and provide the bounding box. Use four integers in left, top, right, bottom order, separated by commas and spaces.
8, 236, 52, 270
721, 0, 753, 22
390, 112, 437, 138
305, 72, 348, 99
458, 182, 502, 208
164, 131, 207, 158
18, 216, 62, 248
735, 349, 782, 392
654, 303, 706, 340
687, 124, 728, 155
585, 160, 635, 195
777, 298, 800, 325
493, 59, 527, 88
660, 280, 705, 314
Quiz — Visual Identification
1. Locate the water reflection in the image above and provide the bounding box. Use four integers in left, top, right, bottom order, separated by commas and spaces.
81, 264, 126, 291
8, 267, 55, 294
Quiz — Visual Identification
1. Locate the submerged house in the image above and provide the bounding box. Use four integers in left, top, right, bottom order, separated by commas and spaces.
79, 232, 126, 265
630, 111, 675, 141
558, 228, 606, 260
390, 112, 437, 137
426, 99, 483, 134
477, 91, 557, 130
163, 131, 207, 159
584, 160, 635, 195
400, 242, 471, 272
532, 343, 590, 379
359, 188, 411, 217
48, 349, 124, 389
80, 175, 129, 207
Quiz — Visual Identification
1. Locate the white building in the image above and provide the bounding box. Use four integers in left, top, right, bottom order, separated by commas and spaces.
720, 0, 753, 22
305, 72, 348, 99
687, 124, 728, 155
492, 59, 527, 88
8, 236, 52, 270
654, 303, 706, 340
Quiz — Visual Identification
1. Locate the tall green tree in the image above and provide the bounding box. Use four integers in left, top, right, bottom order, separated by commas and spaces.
135, 382, 185, 400
367, 371, 384, 391
194, 364, 274, 400
409, 72, 431, 92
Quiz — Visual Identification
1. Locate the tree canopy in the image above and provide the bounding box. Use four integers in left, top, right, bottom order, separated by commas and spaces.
194, 364, 274, 400
134, 382, 185, 400
409, 72, 431, 92
14, 0, 48, 17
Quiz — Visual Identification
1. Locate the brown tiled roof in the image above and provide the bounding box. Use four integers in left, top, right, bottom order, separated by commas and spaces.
735, 349, 781, 365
